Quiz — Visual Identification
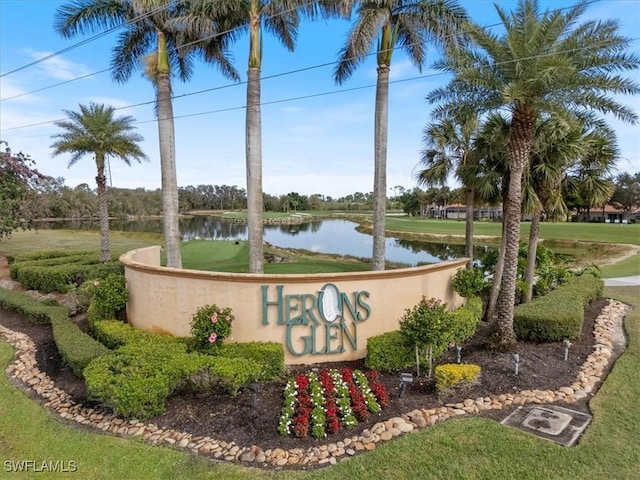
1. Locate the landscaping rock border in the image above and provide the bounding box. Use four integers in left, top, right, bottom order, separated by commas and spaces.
0, 299, 630, 469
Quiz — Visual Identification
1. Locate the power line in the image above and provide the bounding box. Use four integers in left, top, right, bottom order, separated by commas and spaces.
0, 3, 171, 78
1, 0, 606, 102
8, 32, 637, 136
0, 0, 317, 99
3, 1, 635, 133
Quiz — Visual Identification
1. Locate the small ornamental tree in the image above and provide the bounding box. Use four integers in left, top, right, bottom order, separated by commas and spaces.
0, 141, 52, 238
399, 297, 453, 378
190, 304, 234, 352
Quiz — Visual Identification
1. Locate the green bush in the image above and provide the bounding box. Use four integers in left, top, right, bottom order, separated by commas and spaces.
217, 342, 285, 380
189, 304, 234, 351
193, 356, 263, 395
84, 341, 198, 419
449, 297, 482, 346
12, 249, 92, 263
435, 363, 481, 392
0, 289, 67, 325
0, 289, 108, 375
452, 268, 488, 298
87, 274, 127, 325
514, 274, 603, 341
50, 315, 110, 377
84, 342, 261, 419
365, 331, 419, 372
14, 261, 123, 293
76, 279, 100, 312
91, 319, 183, 350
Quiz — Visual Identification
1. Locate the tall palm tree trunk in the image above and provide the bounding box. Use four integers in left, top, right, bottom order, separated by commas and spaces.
246, 4, 263, 274
465, 186, 474, 268
246, 66, 264, 273
495, 107, 535, 351
95, 156, 111, 263
524, 206, 542, 302
372, 65, 390, 271
156, 31, 182, 269
485, 202, 507, 324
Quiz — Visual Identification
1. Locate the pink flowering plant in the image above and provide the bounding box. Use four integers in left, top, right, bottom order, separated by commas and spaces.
190, 303, 234, 351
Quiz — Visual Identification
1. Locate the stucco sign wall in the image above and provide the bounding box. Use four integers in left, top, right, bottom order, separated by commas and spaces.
121, 246, 467, 365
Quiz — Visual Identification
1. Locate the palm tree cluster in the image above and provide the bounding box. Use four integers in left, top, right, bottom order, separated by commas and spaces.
418, 0, 638, 349
49, 0, 638, 347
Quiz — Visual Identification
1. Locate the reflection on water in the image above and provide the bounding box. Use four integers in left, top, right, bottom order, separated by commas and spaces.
42, 217, 488, 266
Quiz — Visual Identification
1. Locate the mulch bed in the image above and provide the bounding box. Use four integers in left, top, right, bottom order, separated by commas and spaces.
0, 298, 613, 453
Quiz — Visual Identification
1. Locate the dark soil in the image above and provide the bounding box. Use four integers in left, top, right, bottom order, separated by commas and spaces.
0, 298, 613, 454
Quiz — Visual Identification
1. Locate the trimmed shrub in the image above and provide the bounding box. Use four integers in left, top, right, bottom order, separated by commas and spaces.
194, 356, 263, 395
91, 319, 185, 350
452, 268, 488, 298
12, 249, 92, 263
84, 343, 261, 419
84, 341, 197, 419
435, 363, 481, 392
449, 297, 482, 346
514, 274, 604, 341
14, 261, 123, 293
217, 342, 285, 380
50, 315, 110, 377
365, 331, 418, 372
0, 288, 67, 325
87, 274, 127, 325
0, 289, 108, 375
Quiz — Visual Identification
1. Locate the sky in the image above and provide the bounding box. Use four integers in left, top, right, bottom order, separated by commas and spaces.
1, 0, 639, 199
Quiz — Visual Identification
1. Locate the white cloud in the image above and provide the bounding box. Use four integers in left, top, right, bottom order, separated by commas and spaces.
24, 49, 92, 80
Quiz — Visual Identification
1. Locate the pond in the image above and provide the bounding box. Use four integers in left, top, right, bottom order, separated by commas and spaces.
45, 216, 488, 266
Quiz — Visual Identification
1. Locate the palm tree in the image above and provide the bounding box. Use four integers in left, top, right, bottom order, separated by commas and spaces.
178, 1, 349, 273
521, 115, 586, 303
55, 0, 239, 268
562, 122, 618, 222
50, 103, 147, 263
416, 106, 480, 269
429, 0, 639, 350
334, 0, 468, 270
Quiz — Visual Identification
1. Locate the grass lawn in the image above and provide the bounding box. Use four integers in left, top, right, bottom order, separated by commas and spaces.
384, 217, 640, 246
0, 229, 162, 258
599, 253, 640, 278
0, 285, 637, 479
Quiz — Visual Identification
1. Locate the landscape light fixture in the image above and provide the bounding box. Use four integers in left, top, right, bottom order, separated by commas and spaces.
512, 353, 520, 375
399, 372, 413, 398
455, 345, 462, 364
563, 339, 572, 361
248, 382, 259, 408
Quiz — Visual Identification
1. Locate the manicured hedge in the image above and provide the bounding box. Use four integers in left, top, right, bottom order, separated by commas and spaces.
9, 249, 124, 293
449, 296, 483, 345
13, 249, 93, 263
0, 289, 66, 325
0, 289, 108, 375
84, 342, 262, 420
91, 319, 184, 350
365, 330, 418, 372
15, 262, 124, 293
217, 342, 285, 380
514, 274, 604, 342
51, 315, 110, 377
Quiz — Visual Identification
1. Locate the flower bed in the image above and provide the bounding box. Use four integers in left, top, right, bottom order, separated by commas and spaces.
278, 368, 390, 439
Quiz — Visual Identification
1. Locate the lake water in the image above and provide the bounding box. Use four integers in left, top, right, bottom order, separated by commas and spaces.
47, 217, 477, 266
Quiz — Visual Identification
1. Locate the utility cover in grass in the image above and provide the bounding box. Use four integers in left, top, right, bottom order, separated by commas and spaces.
501, 405, 592, 447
